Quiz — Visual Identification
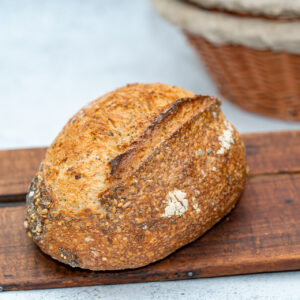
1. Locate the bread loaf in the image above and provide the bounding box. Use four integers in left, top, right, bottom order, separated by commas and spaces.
25, 83, 246, 270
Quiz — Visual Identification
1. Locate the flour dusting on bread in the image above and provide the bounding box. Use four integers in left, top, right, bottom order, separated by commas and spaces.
217, 120, 235, 155
192, 197, 201, 213
162, 189, 189, 217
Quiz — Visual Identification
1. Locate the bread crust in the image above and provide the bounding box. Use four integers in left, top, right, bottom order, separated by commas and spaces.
25, 83, 246, 270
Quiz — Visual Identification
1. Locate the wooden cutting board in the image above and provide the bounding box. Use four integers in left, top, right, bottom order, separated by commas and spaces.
0, 131, 299, 291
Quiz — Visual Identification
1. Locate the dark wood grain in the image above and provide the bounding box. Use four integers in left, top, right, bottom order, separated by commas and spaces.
0, 148, 46, 201
243, 130, 300, 176
0, 131, 299, 291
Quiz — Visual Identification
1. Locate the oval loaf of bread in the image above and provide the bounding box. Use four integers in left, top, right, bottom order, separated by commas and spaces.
25, 83, 246, 270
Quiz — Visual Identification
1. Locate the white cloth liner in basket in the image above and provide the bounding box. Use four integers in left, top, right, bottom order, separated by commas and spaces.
153, 0, 300, 55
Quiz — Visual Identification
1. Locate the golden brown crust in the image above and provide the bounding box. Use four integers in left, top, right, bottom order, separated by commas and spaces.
25, 83, 246, 270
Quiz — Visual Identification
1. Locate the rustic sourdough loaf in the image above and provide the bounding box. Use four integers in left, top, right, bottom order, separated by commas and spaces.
25, 83, 246, 270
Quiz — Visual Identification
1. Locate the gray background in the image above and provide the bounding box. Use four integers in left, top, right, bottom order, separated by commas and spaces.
0, 0, 299, 299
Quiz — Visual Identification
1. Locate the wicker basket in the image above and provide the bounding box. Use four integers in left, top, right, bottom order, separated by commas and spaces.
185, 33, 300, 121
153, 0, 300, 121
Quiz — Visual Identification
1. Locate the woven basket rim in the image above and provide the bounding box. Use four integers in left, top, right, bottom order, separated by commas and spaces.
185, 0, 300, 21
153, 0, 300, 55
187, 0, 300, 18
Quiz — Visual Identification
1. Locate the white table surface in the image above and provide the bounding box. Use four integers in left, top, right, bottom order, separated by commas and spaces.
0, 0, 299, 299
